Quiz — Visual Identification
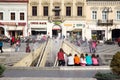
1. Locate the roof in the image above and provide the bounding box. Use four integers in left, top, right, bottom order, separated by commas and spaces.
0, 0, 28, 2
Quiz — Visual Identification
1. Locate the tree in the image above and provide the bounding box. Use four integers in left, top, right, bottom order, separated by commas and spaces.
110, 51, 120, 75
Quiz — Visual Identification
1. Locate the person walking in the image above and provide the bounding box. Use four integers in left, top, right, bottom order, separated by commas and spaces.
0, 38, 3, 53
57, 48, 65, 66
15, 38, 20, 52
92, 40, 97, 53
117, 37, 120, 47
88, 39, 93, 53
26, 43, 31, 53
11, 36, 15, 46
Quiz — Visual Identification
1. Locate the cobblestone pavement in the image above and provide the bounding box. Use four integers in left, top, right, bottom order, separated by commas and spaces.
2, 42, 41, 53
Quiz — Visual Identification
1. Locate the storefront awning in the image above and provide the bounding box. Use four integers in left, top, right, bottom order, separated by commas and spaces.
72, 29, 82, 32
52, 25, 61, 30
7, 26, 23, 30
31, 28, 47, 31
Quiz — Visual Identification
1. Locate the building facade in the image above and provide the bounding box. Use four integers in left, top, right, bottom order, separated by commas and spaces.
86, 0, 120, 41
0, 0, 28, 38
1, 0, 120, 41
28, 0, 86, 39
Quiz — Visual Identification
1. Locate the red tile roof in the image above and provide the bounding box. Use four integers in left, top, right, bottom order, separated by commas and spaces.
0, 0, 28, 2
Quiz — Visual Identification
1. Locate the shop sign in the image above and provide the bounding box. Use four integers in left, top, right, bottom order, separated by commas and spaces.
30, 22, 47, 25
18, 22, 26, 26
64, 24, 72, 27
0, 22, 16, 26
0, 22, 26, 26
76, 24, 83, 27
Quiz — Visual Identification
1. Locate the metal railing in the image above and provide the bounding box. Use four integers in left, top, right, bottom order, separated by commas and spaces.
37, 38, 51, 67
54, 40, 81, 67
97, 19, 113, 26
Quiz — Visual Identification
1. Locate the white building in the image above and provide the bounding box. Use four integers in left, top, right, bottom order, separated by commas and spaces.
0, 0, 28, 38
86, 0, 120, 41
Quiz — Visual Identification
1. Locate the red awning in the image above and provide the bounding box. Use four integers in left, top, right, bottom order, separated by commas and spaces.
52, 28, 61, 30
52, 25, 61, 30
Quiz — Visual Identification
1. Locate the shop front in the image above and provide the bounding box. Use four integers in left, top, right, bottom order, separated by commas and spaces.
71, 23, 85, 40
0, 22, 26, 38
64, 22, 85, 40
91, 30, 105, 40
30, 21, 47, 35
87, 24, 107, 42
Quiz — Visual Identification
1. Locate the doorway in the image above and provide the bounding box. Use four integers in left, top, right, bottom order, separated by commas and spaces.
0, 27, 4, 35
52, 25, 62, 38
112, 29, 120, 41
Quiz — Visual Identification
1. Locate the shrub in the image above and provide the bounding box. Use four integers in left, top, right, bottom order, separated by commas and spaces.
110, 51, 120, 75
0, 64, 6, 76
94, 72, 120, 80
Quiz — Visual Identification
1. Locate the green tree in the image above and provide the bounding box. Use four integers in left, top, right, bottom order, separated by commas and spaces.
110, 51, 120, 75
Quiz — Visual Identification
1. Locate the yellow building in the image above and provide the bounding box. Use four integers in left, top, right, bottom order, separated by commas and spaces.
28, 0, 120, 41
28, 0, 86, 39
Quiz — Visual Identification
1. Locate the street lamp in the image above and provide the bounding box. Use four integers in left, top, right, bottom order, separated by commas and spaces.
27, 23, 30, 36
15, 22, 18, 37
103, 7, 112, 40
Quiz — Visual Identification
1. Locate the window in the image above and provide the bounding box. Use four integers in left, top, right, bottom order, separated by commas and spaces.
0, 12, 3, 20
77, 7, 82, 16
92, 11, 97, 20
66, 7, 71, 16
102, 11, 107, 20
20, 12, 24, 20
117, 11, 120, 20
32, 6, 37, 16
43, 6, 48, 16
11, 12, 15, 20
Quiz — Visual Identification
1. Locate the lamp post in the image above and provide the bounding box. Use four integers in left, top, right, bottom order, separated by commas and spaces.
15, 22, 18, 37
103, 7, 112, 40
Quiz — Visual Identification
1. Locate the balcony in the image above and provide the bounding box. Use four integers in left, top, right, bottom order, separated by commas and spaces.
48, 16, 65, 22
97, 19, 113, 26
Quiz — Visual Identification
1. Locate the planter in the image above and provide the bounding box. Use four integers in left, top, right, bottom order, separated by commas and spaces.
0, 64, 6, 76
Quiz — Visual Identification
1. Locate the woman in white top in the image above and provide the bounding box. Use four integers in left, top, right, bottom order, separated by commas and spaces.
67, 53, 74, 66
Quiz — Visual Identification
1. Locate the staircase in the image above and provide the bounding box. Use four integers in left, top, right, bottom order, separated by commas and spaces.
0, 52, 28, 66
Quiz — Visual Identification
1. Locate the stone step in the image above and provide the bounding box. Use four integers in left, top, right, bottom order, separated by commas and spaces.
0, 78, 96, 80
